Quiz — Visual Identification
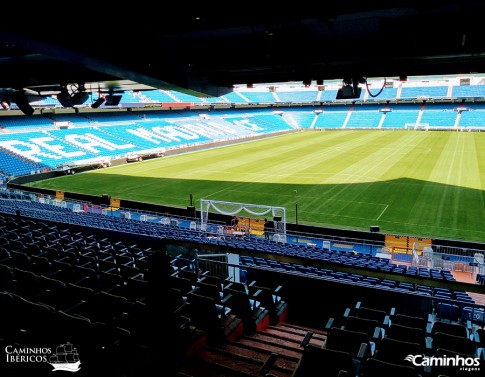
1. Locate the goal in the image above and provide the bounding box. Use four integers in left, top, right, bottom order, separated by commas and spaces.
200, 199, 286, 235
405, 123, 429, 130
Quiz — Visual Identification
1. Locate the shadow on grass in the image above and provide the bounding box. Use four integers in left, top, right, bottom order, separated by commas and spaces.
25, 174, 485, 243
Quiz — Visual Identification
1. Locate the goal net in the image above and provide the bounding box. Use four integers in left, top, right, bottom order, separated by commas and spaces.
405, 123, 429, 130
200, 199, 286, 235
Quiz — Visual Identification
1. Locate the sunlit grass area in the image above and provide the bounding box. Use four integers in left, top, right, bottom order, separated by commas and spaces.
27, 130, 485, 242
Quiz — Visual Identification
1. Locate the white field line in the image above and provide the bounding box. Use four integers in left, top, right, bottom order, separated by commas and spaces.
376, 204, 389, 221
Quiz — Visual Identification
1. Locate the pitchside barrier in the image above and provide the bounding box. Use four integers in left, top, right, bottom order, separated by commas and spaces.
411, 248, 484, 275
230, 216, 265, 237
23, 190, 485, 276
385, 234, 432, 264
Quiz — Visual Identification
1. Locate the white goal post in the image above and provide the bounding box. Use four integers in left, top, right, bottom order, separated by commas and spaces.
200, 199, 286, 235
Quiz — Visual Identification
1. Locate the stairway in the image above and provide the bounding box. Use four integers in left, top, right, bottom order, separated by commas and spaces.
176, 322, 327, 377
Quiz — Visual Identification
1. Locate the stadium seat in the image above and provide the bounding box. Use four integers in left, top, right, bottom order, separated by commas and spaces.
390, 313, 428, 331
360, 357, 422, 377
0, 291, 17, 340
192, 281, 228, 315
0, 247, 12, 265
323, 326, 373, 360
8, 268, 41, 299
49, 310, 92, 347
199, 272, 223, 290
223, 286, 267, 334
9, 251, 31, 270
247, 281, 286, 325
462, 306, 485, 326
353, 306, 390, 327
431, 331, 477, 356
176, 266, 198, 285
373, 337, 425, 374
170, 275, 194, 296
99, 270, 125, 292
428, 320, 470, 338
124, 274, 149, 302
428, 348, 484, 377
292, 344, 357, 377
185, 291, 233, 345
0, 263, 13, 290
435, 302, 460, 322
30, 255, 53, 276
68, 291, 132, 326
385, 323, 427, 349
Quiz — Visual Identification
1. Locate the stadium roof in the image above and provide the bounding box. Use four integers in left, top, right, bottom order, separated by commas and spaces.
0, 2, 484, 105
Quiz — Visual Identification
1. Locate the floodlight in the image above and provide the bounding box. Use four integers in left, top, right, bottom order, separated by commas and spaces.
104, 94, 122, 106
57, 84, 89, 108
91, 95, 106, 109
336, 77, 363, 99
10, 91, 34, 115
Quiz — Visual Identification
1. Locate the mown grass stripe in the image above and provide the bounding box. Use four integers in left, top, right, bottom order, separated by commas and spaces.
27, 130, 485, 242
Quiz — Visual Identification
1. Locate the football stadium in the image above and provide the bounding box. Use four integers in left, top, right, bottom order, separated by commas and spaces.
1, 7, 485, 377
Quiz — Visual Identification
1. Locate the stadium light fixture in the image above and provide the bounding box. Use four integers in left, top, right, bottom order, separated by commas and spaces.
336, 77, 364, 99
104, 94, 122, 106
91, 94, 106, 109
10, 90, 34, 115
57, 83, 89, 108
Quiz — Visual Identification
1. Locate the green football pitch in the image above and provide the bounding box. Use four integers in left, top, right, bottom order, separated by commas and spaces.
27, 130, 485, 243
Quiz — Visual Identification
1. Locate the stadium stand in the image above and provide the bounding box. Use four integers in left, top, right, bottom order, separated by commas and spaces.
1, 75, 485, 377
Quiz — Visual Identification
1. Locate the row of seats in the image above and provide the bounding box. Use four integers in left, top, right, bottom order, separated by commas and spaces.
0, 290, 137, 376
0, 205, 483, 376
0, 213, 284, 345
1, 198, 478, 299
0, 225, 257, 375
292, 300, 485, 377
0, 198, 446, 273
242, 254, 485, 332
170, 260, 288, 345
239, 255, 470, 303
